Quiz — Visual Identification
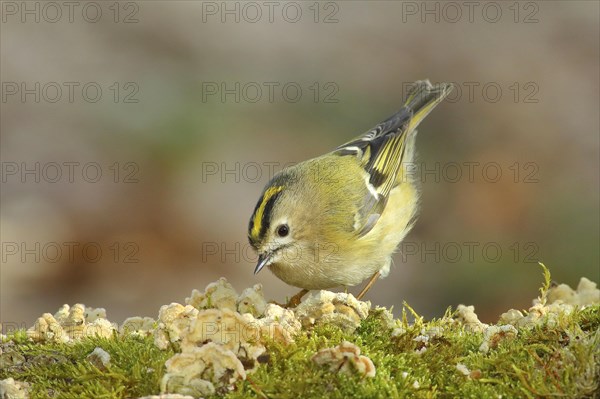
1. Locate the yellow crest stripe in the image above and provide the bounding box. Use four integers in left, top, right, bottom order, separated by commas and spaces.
251, 186, 284, 238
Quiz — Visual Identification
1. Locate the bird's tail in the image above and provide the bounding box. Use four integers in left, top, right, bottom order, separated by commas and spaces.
403, 80, 453, 133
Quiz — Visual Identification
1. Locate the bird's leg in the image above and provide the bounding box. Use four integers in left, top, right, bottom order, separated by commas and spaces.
356, 271, 381, 300
285, 289, 309, 308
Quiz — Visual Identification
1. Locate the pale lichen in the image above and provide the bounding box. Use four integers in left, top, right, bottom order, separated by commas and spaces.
253, 303, 301, 343
479, 324, 518, 353
83, 307, 108, 323
83, 318, 116, 340
455, 363, 482, 380
500, 276, 600, 328
455, 362, 470, 376
295, 291, 370, 333
161, 342, 246, 397
120, 316, 156, 338
498, 309, 524, 325
374, 306, 398, 330
182, 309, 266, 371
412, 326, 445, 354
236, 284, 267, 317
0, 378, 30, 399
26, 304, 117, 343
186, 278, 238, 311
453, 304, 488, 333
26, 313, 69, 343
547, 277, 600, 306
153, 279, 303, 397
311, 341, 376, 378
391, 327, 406, 337
87, 347, 111, 371
154, 304, 199, 350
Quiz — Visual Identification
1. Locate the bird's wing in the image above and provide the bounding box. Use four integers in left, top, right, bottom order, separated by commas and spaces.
334, 80, 453, 237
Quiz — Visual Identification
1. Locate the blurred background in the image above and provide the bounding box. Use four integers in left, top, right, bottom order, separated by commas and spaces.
1, 1, 598, 327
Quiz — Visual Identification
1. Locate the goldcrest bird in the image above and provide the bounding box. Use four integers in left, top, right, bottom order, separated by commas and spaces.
248, 80, 453, 305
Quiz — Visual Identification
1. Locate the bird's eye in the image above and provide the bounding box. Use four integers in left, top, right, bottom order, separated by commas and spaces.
276, 224, 289, 237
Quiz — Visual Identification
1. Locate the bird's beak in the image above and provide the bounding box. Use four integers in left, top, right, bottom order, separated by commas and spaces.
254, 252, 272, 275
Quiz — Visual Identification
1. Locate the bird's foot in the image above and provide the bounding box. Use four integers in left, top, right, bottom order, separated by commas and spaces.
356, 271, 381, 300
268, 289, 309, 308
286, 289, 309, 308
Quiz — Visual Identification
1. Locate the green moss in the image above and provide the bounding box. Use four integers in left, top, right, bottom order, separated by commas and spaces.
1, 335, 174, 398
2, 267, 599, 398
226, 304, 599, 399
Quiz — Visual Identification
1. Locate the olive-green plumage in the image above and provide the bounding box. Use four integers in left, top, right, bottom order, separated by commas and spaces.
249, 80, 453, 292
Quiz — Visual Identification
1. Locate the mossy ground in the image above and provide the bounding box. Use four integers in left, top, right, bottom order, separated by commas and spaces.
2, 304, 598, 398
232, 305, 599, 399
1, 332, 175, 399
2, 266, 600, 398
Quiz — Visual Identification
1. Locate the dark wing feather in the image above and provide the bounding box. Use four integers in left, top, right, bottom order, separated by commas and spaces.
333, 80, 453, 236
